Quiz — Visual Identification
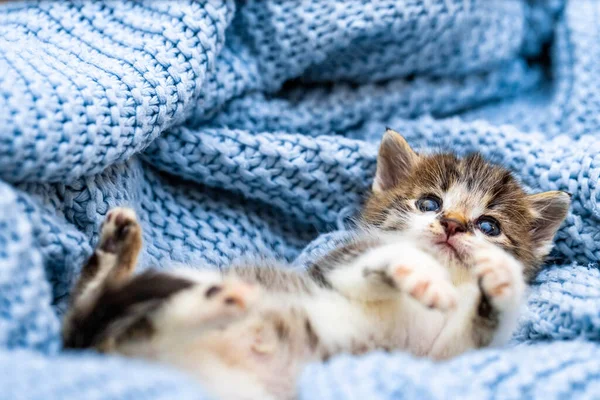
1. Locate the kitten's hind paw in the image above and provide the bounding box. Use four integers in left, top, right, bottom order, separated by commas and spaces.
158, 274, 261, 332
95, 207, 142, 282
204, 279, 260, 313
99, 207, 141, 255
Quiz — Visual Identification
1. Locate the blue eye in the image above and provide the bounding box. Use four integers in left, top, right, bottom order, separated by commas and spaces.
416, 196, 442, 213
477, 217, 501, 236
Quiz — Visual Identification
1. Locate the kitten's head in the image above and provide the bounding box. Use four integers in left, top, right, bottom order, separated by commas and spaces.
362, 129, 570, 280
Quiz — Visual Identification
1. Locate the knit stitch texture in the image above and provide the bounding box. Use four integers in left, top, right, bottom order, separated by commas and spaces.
1, 0, 599, 399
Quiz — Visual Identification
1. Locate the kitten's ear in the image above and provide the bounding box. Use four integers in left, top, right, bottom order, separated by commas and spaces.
528, 191, 571, 259
373, 128, 419, 192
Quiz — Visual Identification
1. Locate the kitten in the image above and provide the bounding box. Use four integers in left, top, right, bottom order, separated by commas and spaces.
62, 129, 570, 400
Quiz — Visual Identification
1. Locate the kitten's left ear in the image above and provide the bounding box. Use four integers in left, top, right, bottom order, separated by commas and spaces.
528, 191, 571, 259
373, 128, 419, 192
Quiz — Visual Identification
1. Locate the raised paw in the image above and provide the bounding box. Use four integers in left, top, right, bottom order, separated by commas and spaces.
381, 245, 458, 310
99, 207, 141, 255
473, 246, 525, 311
390, 262, 458, 310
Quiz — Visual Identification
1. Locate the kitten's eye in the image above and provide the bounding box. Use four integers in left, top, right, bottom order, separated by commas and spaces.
416, 196, 442, 213
477, 217, 501, 236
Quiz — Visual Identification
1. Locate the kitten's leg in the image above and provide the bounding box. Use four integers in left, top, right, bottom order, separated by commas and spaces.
472, 245, 526, 346
64, 207, 143, 345
65, 268, 261, 350
112, 275, 260, 353
324, 241, 458, 310
429, 246, 526, 359
70, 207, 142, 305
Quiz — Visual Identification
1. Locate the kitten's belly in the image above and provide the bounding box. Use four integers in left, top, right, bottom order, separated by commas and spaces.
304, 291, 449, 358
389, 297, 449, 356
120, 294, 449, 399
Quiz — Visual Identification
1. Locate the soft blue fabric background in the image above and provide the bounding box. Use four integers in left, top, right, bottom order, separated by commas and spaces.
1, 0, 599, 398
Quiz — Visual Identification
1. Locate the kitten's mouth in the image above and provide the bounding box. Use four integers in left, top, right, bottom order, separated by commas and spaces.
435, 241, 463, 261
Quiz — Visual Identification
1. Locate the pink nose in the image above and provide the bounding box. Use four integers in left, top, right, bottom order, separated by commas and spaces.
440, 218, 467, 237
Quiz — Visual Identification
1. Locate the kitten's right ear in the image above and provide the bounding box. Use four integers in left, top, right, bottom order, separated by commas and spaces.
373, 128, 419, 192
527, 190, 571, 260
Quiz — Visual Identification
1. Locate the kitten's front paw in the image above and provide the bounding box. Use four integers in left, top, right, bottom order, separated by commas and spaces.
473, 246, 525, 311
99, 207, 141, 254
387, 249, 458, 311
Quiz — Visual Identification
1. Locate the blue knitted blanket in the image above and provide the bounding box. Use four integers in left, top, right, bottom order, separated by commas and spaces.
1, 0, 600, 398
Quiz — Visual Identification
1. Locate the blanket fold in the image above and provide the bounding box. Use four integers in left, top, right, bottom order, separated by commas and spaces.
1, 0, 600, 398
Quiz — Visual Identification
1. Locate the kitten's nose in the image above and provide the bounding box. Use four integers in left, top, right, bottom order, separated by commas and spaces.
441, 217, 467, 237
